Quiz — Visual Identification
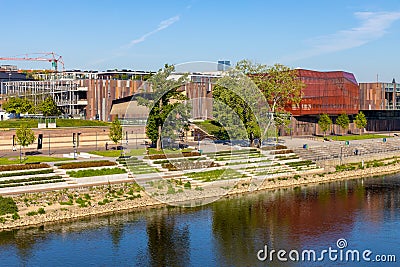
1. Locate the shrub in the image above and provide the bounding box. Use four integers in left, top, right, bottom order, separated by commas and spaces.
167, 185, 176, 194
184, 181, 191, 189
27, 211, 38, 216
0, 169, 53, 178
0, 196, 18, 215
60, 200, 73, 205
57, 160, 116, 169
0, 163, 50, 172
37, 208, 45, 214
12, 212, 20, 220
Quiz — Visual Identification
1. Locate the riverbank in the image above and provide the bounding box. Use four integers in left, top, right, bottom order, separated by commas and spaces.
2, 156, 400, 231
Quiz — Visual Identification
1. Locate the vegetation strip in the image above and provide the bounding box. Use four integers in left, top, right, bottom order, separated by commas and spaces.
56, 160, 116, 169
67, 167, 127, 178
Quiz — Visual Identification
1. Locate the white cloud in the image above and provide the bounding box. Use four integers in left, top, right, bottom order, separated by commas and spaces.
285, 11, 400, 62
128, 15, 180, 47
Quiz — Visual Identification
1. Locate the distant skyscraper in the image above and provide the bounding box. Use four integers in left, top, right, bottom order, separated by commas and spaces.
217, 60, 231, 71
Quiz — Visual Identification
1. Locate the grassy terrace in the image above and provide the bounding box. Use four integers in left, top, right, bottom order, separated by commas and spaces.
88, 148, 147, 158
193, 120, 229, 140
117, 157, 159, 175
67, 167, 126, 178
0, 118, 110, 128
0, 176, 65, 188
0, 156, 70, 165
324, 134, 389, 141
55, 160, 116, 169
147, 148, 193, 155
186, 168, 247, 182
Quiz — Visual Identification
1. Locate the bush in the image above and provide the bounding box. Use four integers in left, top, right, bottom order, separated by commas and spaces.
167, 185, 176, 194
27, 211, 38, 216
37, 208, 45, 214
184, 181, 191, 189
12, 212, 20, 220
0, 169, 53, 178
56, 160, 116, 169
0, 196, 18, 215
0, 163, 51, 172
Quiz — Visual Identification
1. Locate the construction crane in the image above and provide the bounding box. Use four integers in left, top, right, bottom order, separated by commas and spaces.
0, 52, 64, 72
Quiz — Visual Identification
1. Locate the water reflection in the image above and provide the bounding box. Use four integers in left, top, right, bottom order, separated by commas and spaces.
0, 175, 399, 266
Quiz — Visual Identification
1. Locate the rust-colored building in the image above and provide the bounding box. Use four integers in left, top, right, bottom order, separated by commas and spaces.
286, 69, 360, 116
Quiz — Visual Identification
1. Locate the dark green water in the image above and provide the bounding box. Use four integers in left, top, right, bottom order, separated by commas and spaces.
0, 175, 399, 266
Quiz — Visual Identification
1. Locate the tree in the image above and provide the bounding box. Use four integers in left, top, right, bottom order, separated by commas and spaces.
354, 111, 367, 135
336, 113, 350, 134
2, 97, 34, 116
137, 64, 188, 150
250, 62, 305, 142
214, 60, 270, 146
39, 96, 60, 116
15, 124, 36, 162
109, 117, 123, 146
318, 113, 332, 138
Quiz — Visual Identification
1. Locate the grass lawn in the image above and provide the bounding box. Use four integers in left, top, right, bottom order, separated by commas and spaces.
186, 168, 247, 182
67, 167, 126, 178
325, 134, 389, 141
0, 118, 109, 128
126, 148, 147, 156
147, 148, 192, 155
0, 155, 71, 165
88, 150, 123, 157
193, 120, 229, 140
89, 148, 148, 157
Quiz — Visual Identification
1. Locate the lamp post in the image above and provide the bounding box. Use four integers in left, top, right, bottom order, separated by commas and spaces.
48, 133, 51, 156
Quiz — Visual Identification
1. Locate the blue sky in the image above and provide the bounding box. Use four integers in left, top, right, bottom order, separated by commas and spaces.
1, 0, 400, 82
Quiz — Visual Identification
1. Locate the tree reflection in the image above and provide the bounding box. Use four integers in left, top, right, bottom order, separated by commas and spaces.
146, 209, 190, 267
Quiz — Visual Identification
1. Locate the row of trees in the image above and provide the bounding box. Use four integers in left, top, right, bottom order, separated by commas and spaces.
318, 111, 367, 137
2, 96, 60, 117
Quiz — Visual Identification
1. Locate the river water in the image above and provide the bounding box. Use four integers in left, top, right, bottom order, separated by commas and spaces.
0, 175, 399, 266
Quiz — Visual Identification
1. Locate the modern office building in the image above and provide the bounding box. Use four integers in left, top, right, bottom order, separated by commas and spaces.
286, 69, 360, 116
282, 69, 359, 136
359, 80, 400, 131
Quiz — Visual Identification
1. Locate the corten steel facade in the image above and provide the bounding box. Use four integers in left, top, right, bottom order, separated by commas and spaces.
359, 81, 400, 110
286, 69, 359, 116
78, 79, 150, 121
359, 81, 400, 131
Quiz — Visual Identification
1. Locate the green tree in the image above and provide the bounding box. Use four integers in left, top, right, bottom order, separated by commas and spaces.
249, 62, 305, 142
2, 97, 34, 115
39, 96, 60, 116
109, 117, 123, 146
318, 113, 332, 137
137, 64, 188, 150
15, 124, 36, 162
354, 111, 367, 135
214, 60, 271, 146
336, 113, 350, 134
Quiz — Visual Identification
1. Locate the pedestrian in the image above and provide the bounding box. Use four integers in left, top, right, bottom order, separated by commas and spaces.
105, 142, 108, 150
